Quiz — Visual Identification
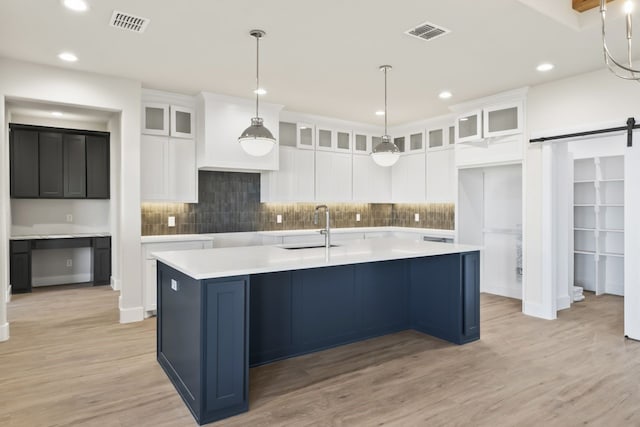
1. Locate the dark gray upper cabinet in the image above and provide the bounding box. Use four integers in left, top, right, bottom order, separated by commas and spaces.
63, 134, 86, 198
86, 135, 110, 199
39, 132, 64, 198
9, 124, 110, 199
9, 129, 39, 198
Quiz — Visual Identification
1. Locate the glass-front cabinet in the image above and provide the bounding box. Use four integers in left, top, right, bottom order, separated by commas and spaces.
297, 123, 315, 150
335, 130, 353, 153
142, 103, 170, 136
354, 133, 371, 154
456, 109, 482, 143
316, 128, 334, 151
483, 101, 523, 138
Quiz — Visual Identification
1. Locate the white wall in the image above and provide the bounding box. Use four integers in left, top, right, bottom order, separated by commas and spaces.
526, 67, 640, 338
0, 57, 143, 341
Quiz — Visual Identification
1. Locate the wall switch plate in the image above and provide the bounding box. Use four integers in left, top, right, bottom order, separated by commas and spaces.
414, 213, 420, 222
276, 214, 282, 224
171, 279, 179, 291
356, 213, 361, 222
168, 216, 176, 227
66, 214, 73, 223
66, 259, 73, 267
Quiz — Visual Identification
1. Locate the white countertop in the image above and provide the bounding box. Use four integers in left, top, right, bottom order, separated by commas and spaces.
153, 237, 479, 280
140, 233, 218, 244
10, 232, 111, 240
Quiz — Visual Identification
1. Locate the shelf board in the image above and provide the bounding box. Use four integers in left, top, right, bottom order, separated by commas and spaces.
601, 228, 624, 233
601, 251, 624, 258
574, 228, 596, 232
574, 204, 596, 207
600, 204, 624, 207
600, 178, 624, 183
574, 250, 596, 256
574, 180, 595, 184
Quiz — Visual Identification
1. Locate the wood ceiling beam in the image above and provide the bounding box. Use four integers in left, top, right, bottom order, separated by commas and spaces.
572, 0, 614, 13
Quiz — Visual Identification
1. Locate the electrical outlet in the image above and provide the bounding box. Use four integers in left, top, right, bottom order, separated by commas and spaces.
171, 279, 179, 291
168, 216, 176, 227
66, 214, 73, 223
66, 259, 73, 267
356, 213, 361, 222
414, 213, 420, 222
276, 214, 282, 224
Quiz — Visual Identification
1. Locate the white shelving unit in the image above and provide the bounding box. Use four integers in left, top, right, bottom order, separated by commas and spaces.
573, 156, 624, 296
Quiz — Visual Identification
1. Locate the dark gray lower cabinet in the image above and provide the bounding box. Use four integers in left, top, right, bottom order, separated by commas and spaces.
158, 266, 249, 425
92, 237, 111, 285
10, 240, 32, 293
157, 251, 480, 425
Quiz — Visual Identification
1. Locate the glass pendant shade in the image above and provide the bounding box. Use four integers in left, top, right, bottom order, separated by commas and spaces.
238, 29, 276, 157
238, 117, 275, 156
371, 135, 400, 167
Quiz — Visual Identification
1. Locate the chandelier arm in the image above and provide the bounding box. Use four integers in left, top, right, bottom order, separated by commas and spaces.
602, 39, 640, 76
601, 2, 640, 77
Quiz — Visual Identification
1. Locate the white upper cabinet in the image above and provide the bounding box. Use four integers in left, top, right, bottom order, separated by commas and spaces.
407, 131, 425, 153
353, 133, 371, 154
141, 90, 198, 202
297, 123, 315, 150
426, 148, 455, 203
391, 153, 426, 203
142, 103, 170, 136
143, 102, 194, 138
197, 92, 283, 172
261, 146, 315, 202
315, 151, 352, 201
456, 109, 483, 143
353, 149, 391, 202
483, 100, 523, 138
316, 127, 334, 151
335, 130, 353, 153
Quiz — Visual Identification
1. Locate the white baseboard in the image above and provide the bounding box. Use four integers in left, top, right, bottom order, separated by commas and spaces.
0, 322, 9, 342
111, 276, 121, 291
523, 301, 556, 320
482, 285, 523, 300
32, 273, 91, 287
119, 296, 144, 323
557, 295, 571, 311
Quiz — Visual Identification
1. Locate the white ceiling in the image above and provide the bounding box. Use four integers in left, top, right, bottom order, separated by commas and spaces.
0, 0, 635, 125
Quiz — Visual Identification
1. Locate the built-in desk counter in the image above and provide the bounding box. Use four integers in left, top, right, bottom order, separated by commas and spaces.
9, 234, 111, 293
154, 238, 481, 425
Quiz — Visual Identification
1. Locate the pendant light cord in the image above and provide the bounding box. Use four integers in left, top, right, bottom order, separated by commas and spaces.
255, 35, 260, 118
384, 66, 388, 136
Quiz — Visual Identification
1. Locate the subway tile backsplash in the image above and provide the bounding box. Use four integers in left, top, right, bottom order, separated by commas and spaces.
141, 171, 454, 235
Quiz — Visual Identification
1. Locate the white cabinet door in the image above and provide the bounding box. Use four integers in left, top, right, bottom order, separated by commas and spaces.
141, 135, 197, 202
141, 135, 169, 200
353, 155, 391, 202
392, 153, 426, 202
315, 151, 352, 201
456, 109, 483, 143
142, 102, 169, 136
168, 137, 197, 202
426, 148, 455, 202
261, 147, 315, 202
170, 105, 195, 138
483, 101, 523, 138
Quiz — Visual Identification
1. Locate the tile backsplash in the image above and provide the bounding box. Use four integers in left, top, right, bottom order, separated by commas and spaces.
141, 171, 454, 235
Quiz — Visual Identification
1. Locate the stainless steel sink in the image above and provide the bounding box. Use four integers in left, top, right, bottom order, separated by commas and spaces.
278, 244, 340, 250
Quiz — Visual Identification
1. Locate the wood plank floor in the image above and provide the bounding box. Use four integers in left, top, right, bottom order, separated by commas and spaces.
1, 285, 639, 426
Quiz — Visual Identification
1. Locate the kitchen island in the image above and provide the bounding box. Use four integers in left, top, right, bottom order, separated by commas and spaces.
154, 237, 481, 425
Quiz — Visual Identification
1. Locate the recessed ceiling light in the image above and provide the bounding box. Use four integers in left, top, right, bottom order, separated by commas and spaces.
439, 91, 452, 99
58, 52, 78, 62
536, 63, 554, 72
62, 0, 88, 12
375, 111, 385, 116
51, 111, 63, 117
253, 88, 267, 95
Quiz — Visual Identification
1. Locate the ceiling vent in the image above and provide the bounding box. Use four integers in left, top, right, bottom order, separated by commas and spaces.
109, 10, 150, 33
404, 21, 451, 42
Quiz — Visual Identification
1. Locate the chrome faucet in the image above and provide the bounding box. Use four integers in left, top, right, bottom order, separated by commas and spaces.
313, 205, 331, 250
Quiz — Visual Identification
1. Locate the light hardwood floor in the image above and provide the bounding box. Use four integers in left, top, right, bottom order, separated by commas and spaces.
1, 285, 639, 426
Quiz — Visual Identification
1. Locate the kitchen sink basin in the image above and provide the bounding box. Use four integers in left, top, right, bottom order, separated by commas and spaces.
278, 244, 340, 250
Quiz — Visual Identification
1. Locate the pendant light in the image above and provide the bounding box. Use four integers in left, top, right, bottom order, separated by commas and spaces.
238, 29, 276, 156
371, 65, 400, 167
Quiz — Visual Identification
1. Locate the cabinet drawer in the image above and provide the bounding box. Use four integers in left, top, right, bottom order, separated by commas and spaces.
33, 238, 91, 250
11, 240, 31, 253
